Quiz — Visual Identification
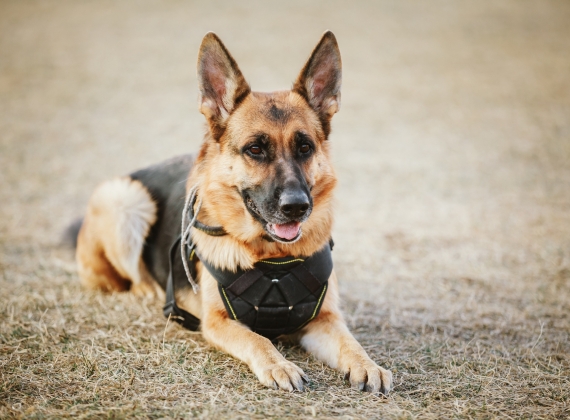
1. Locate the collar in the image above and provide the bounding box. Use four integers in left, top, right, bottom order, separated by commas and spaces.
185, 189, 227, 237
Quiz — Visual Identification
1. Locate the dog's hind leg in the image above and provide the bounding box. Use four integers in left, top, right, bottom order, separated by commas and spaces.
76, 177, 161, 297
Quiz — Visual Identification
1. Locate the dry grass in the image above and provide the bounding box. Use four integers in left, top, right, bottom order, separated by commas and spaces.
1, 246, 569, 419
2, 0, 570, 418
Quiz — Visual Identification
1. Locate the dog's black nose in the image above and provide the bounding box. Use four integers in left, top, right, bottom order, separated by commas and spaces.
279, 190, 310, 218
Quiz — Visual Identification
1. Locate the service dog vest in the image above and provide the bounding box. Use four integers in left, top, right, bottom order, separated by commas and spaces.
164, 237, 333, 340
200, 243, 332, 339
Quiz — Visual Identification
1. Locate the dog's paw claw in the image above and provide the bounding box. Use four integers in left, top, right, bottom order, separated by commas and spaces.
258, 361, 307, 392
344, 363, 392, 396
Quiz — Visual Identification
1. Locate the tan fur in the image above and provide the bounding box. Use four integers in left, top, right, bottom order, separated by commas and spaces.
189, 91, 336, 272
77, 177, 163, 298
297, 272, 392, 393
199, 269, 307, 390
76, 32, 392, 394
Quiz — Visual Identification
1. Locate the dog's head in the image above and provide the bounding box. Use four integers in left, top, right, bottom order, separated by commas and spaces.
195, 32, 340, 247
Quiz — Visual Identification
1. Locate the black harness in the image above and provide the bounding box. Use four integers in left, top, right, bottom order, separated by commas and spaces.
163, 233, 333, 339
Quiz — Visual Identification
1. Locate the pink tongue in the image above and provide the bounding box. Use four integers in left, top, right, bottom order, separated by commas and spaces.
272, 222, 301, 240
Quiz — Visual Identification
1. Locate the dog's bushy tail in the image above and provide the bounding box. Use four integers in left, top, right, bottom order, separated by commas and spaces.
61, 217, 83, 249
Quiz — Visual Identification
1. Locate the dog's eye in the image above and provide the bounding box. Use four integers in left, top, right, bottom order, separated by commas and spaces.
299, 143, 311, 154
248, 145, 262, 155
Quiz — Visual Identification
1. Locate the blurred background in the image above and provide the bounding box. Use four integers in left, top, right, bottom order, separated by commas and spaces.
2, 0, 569, 293
2, 0, 570, 307
1, 1, 569, 417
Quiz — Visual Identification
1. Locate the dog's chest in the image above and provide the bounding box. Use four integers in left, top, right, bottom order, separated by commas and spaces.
198, 244, 333, 339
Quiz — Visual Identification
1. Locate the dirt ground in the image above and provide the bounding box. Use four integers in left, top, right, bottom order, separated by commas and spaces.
1, 1, 569, 418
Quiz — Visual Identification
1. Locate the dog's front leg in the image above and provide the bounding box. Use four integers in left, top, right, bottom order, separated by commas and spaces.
298, 271, 393, 395
199, 269, 308, 391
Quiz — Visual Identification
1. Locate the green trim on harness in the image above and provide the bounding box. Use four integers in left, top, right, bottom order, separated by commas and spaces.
221, 287, 238, 320
164, 233, 334, 340
197, 242, 333, 340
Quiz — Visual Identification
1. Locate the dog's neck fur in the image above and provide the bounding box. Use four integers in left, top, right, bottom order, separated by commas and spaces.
186, 130, 336, 272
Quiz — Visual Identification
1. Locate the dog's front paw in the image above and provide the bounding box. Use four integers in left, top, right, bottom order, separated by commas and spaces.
255, 360, 309, 392
344, 358, 392, 395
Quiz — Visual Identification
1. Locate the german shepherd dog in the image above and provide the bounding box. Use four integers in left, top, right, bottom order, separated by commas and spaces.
75, 31, 392, 394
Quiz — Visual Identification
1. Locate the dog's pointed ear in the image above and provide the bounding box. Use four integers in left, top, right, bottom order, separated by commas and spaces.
293, 31, 342, 121
197, 32, 250, 139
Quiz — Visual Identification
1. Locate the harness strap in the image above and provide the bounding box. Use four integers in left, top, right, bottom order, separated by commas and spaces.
163, 236, 201, 331
289, 264, 323, 295
226, 265, 271, 296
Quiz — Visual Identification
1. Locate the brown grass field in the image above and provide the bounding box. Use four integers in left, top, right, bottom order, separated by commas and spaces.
1, 1, 569, 418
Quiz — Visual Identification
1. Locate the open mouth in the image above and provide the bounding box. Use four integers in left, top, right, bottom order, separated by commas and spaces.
267, 221, 302, 242
244, 194, 303, 243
